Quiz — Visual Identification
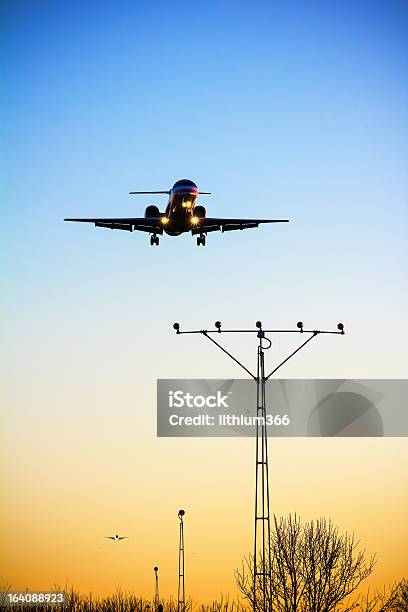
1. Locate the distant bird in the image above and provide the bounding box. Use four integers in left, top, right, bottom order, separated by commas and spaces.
105, 534, 128, 541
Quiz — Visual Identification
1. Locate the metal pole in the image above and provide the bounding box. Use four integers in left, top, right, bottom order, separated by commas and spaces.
177, 509, 185, 612
254, 333, 272, 612
154, 566, 159, 610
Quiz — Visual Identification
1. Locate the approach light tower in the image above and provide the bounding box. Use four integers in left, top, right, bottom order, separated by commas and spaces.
154, 566, 159, 610
177, 509, 186, 612
173, 320, 345, 612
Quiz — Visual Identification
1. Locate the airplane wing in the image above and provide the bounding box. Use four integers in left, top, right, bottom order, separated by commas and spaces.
192, 218, 288, 234
64, 218, 164, 234
105, 536, 115, 540
118, 536, 128, 540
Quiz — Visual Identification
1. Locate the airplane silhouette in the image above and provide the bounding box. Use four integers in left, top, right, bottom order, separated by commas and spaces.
65, 178, 288, 246
105, 534, 128, 541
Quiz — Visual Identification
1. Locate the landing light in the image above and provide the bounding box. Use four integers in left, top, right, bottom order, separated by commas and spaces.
161, 217, 169, 224
191, 216, 199, 225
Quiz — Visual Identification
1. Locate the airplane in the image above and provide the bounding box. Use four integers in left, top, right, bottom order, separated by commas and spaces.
64, 179, 289, 246
105, 534, 128, 541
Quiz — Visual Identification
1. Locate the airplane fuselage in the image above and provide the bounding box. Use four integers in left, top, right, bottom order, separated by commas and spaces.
162, 182, 200, 236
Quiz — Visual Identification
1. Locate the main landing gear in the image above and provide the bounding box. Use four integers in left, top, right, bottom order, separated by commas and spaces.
150, 234, 160, 246
196, 234, 206, 246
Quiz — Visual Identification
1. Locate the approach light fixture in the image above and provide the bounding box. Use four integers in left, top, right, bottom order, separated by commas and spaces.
161, 217, 169, 224
337, 323, 345, 334
191, 216, 199, 225
178, 509, 185, 518
256, 321, 262, 329
173, 322, 180, 333
215, 321, 222, 332
154, 566, 158, 572
297, 321, 304, 332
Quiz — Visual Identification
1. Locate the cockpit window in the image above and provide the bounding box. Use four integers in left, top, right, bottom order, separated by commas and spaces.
173, 179, 197, 189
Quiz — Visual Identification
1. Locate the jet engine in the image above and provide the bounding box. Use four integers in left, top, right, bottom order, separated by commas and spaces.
193, 205, 206, 218
145, 205, 160, 218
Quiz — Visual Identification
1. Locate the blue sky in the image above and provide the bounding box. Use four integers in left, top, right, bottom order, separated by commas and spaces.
2, 1, 407, 378
2, 0, 408, 374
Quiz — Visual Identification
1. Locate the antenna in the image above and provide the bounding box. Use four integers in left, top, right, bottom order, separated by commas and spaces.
154, 566, 159, 610
173, 320, 345, 612
177, 509, 186, 612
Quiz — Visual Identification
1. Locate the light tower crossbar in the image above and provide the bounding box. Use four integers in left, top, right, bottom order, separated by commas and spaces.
173, 320, 345, 612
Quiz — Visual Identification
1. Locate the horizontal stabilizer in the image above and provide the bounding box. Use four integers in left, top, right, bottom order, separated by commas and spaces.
129, 191, 170, 195
129, 190, 211, 195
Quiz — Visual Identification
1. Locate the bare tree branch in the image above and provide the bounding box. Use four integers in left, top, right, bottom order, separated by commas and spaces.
235, 515, 376, 612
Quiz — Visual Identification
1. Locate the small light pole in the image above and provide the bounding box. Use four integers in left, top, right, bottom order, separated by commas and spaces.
173, 320, 345, 612
177, 509, 186, 612
154, 566, 159, 610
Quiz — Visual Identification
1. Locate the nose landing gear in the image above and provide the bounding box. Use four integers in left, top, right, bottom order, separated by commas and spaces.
196, 234, 206, 246
150, 234, 160, 246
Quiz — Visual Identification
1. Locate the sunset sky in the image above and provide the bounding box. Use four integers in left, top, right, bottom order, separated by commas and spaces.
1, 0, 408, 603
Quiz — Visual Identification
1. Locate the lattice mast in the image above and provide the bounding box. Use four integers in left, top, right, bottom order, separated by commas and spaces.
173, 320, 344, 612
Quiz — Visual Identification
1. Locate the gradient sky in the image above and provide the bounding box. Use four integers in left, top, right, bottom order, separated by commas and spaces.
1, 0, 408, 603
